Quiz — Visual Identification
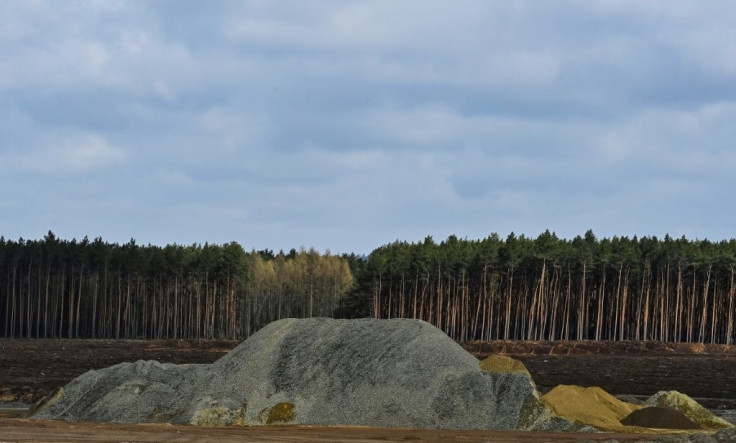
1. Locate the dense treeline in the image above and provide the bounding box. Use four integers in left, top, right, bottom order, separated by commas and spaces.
3, 230, 736, 344
338, 231, 736, 345
0, 233, 352, 339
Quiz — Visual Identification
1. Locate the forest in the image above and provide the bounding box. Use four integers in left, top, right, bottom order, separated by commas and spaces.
0, 232, 352, 340
342, 231, 736, 345
2, 230, 736, 344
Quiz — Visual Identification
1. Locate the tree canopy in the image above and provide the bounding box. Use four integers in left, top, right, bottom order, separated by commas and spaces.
337, 231, 736, 344
0, 233, 352, 340
2, 230, 736, 344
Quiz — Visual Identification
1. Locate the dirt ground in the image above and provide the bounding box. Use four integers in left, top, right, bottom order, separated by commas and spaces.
0, 339, 234, 403
1, 338, 735, 442
463, 340, 736, 410
0, 417, 678, 442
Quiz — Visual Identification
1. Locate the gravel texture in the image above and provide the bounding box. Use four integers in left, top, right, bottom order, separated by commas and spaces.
28, 318, 734, 439
32, 318, 560, 430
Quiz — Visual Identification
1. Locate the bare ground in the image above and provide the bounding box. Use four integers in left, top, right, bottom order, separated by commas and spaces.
462, 340, 736, 410
2, 338, 735, 442
0, 418, 678, 442
0, 339, 234, 403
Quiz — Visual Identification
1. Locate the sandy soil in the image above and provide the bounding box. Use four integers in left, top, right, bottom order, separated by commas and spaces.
2, 338, 735, 442
0, 417, 676, 442
463, 340, 736, 410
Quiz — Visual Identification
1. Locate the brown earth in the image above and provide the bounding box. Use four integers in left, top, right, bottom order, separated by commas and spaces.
463, 340, 736, 409
1, 338, 735, 442
0, 418, 679, 442
464, 339, 736, 356
3, 339, 736, 406
0, 339, 235, 403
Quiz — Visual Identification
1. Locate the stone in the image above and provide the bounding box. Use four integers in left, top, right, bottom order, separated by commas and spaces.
32, 318, 555, 430
711, 428, 736, 442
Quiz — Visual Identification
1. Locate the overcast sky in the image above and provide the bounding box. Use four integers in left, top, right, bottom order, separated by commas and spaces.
2, 1, 735, 254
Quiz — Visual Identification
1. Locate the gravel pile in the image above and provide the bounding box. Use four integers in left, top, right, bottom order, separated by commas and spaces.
30, 317, 731, 438
32, 318, 565, 430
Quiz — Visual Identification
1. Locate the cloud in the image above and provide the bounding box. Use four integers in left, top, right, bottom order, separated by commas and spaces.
2, 1, 736, 252
7, 133, 125, 175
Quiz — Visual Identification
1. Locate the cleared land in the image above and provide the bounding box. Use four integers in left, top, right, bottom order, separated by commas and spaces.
464, 340, 736, 410
0, 339, 234, 403
1, 339, 735, 441
0, 418, 666, 442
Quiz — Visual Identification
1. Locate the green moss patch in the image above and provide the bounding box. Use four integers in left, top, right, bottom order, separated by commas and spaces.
23, 387, 65, 418
190, 406, 245, 427
479, 355, 530, 376
260, 402, 295, 424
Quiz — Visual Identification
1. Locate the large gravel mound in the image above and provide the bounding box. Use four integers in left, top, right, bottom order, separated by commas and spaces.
32, 318, 568, 430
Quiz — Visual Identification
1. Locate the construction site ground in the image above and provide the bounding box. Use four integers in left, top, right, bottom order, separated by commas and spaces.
1, 338, 735, 442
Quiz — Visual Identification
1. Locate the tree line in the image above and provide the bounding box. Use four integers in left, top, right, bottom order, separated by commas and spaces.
3, 230, 736, 344
337, 231, 736, 345
0, 232, 352, 340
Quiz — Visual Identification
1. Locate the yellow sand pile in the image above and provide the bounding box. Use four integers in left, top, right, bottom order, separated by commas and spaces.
479, 355, 530, 376
541, 385, 642, 432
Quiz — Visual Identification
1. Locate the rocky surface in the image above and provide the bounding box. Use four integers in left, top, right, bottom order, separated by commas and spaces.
25, 318, 736, 437
32, 318, 569, 430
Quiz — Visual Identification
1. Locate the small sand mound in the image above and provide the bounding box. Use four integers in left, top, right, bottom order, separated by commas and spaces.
479, 355, 530, 376
620, 406, 701, 430
643, 391, 734, 430
541, 385, 641, 432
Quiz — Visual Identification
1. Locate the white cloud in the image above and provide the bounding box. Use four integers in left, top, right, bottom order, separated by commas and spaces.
675, 28, 736, 77
13, 133, 125, 174
3, 1, 736, 252
221, 2, 477, 53
591, 102, 736, 176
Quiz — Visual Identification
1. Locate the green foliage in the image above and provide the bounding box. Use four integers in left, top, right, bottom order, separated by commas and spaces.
4, 230, 736, 344
338, 232, 736, 344
0, 233, 353, 340
262, 402, 295, 424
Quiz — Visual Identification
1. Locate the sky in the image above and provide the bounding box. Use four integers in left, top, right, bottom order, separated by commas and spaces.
1, 1, 735, 254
